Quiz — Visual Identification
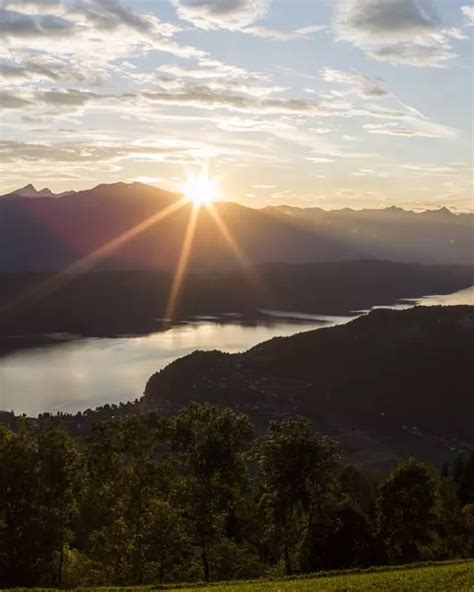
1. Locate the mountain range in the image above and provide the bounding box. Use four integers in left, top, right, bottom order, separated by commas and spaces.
0, 184, 74, 200
0, 182, 472, 272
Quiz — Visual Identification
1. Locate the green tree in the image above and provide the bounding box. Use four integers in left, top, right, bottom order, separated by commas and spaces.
377, 458, 437, 563
171, 403, 252, 581
338, 465, 380, 518
323, 503, 374, 569
255, 419, 340, 575
141, 498, 188, 583
453, 453, 474, 505
431, 476, 470, 559
0, 426, 41, 586
81, 414, 167, 584
37, 423, 82, 586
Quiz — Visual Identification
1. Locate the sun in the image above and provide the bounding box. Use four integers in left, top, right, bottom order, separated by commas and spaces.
182, 171, 219, 207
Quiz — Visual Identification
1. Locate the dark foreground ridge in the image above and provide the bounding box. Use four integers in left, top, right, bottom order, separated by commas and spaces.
144, 305, 474, 468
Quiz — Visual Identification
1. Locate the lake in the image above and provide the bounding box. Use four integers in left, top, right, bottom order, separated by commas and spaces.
0, 286, 472, 416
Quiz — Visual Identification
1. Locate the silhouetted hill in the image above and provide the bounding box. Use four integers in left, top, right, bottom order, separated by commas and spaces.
0, 182, 472, 271
0, 184, 74, 200
0, 261, 472, 339
143, 306, 474, 468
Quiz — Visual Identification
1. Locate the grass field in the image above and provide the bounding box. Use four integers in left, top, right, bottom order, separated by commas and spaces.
6, 560, 474, 592
160, 561, 474, 592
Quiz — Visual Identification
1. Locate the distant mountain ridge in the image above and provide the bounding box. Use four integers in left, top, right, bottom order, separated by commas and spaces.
0, 181, 472, 271
1, 184, 74, 200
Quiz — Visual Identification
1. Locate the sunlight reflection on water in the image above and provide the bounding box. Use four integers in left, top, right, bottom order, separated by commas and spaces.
0, 286, 472, 415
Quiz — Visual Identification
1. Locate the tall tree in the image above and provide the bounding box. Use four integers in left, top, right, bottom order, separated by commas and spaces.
171, 403, 252, 581
453, 453, 474, 505
81, 414, 167, 584
255, 419, 340, 574
377, 458, 437, 563
0, 426, 41, 586
141, 498, 188, 583
37, 423, 82, 586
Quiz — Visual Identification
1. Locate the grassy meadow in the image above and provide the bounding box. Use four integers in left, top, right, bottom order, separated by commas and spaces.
5, 560, 474, 592
161, 561, 474, 592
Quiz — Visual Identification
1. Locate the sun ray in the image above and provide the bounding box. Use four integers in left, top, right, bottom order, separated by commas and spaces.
4, 197, 187, 313
165, 203, 200, 321
206, 203, 270, 298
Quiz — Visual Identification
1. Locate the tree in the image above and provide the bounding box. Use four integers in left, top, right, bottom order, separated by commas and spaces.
81, 414, 167, 584
37, 423, 82, 586
323, 503, 374, 569
338, 465, 379, 518
171, 403, 252, 581
255, 419, 340, 574
453, 453, 474, 505
377, 458, 437, 563
0, 426, 42, 586
432, 476, 470, 559
141, 498, 188, 583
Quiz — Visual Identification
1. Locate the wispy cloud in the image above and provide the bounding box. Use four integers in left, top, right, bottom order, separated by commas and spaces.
321, 67, 388, 98
461, 5, 474, 26
402, 162, 473, 176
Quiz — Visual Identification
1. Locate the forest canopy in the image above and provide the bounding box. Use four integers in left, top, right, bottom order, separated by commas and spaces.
0, 404, 473, 588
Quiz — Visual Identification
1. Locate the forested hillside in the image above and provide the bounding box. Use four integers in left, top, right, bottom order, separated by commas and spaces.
144, 306, 474, 467
1, 406, 473, 587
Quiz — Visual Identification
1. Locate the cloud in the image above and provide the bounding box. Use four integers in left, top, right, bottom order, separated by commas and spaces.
352, 168, 388, 177
170, 0, 322, 39
69, 0, 154, 33
320, 67, 388, 98
244, 24, 325, 40
0, 55, 101, 83
40, 89, 101, 108
402, 162, 472, 176
171, 0, 270, 30
0, 0, 206, 89
0, 139, 190, 164
363, 121, 457, 138
0, 9, 74, 38
461, 5, 474, 26
0, 90, 30, 109
158, 58, 267, 82
141, 84, 332, 116
335, 0, 462, 67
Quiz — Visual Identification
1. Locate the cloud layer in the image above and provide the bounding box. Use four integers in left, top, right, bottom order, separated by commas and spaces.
0, 0, 471, 211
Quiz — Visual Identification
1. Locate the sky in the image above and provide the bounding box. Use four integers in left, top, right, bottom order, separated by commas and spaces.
0, 0, 473, 210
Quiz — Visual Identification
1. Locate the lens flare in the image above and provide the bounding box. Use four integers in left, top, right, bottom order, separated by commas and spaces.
181, 170, 219, 207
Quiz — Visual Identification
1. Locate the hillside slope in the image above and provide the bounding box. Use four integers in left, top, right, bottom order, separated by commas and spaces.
144, 306, 474, 468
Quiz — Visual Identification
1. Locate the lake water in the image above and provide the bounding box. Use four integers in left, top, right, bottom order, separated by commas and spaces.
0, 287, 472, 416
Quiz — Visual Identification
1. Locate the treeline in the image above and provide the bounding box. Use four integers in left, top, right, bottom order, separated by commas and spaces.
0, 404, 473, 588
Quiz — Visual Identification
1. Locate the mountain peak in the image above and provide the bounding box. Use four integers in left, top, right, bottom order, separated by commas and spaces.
0, 185, 73, 200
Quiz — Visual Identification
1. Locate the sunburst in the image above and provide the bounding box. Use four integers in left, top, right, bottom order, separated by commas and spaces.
181, 170, 220, 207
